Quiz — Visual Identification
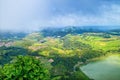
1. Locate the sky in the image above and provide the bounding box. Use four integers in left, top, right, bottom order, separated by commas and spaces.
0, 0, 120, 32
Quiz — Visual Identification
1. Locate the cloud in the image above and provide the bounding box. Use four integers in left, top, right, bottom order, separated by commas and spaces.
0, 0, 120, 32
0, 0, 50, 32
47, 5, 120, 27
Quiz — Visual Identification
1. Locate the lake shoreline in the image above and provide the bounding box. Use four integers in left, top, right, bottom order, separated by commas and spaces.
80, 53, 120, 66
80, 53, 120, 80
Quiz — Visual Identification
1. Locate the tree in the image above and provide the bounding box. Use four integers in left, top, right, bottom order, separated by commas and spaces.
0, 55, 50, 80
69, 71, 90, 80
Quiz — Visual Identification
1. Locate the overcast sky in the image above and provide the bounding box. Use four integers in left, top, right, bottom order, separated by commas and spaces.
0, 0, 120, 32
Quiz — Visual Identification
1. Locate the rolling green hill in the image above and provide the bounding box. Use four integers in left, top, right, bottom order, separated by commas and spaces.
0, 30, 120, 80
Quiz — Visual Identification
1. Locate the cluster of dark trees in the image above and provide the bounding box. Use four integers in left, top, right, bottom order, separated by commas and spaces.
41, 26, 104, 37
0, 46, 28, 65
41, 26, 120, 37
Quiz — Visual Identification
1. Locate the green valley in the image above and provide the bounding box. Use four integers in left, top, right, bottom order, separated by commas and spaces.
0, 28, 120, 80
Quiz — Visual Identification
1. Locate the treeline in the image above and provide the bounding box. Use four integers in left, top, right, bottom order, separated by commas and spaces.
41, 26, 120, 37
41, 26, 104, 37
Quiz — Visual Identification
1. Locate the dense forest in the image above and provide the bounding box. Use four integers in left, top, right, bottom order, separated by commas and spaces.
0, 27, 120, 80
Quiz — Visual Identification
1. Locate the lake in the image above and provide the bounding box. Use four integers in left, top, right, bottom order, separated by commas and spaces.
80, 54, 120, 80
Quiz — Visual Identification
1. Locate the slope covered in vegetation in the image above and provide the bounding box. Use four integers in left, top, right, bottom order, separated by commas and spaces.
0, 28, 120, 79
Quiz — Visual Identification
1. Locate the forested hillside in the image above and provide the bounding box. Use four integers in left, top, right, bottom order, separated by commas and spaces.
0, 27, 120, 80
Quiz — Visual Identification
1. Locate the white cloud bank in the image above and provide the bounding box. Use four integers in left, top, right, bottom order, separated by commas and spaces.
47, 5, 120, 27
0, 0, 50, 32
0, 0, 120, 32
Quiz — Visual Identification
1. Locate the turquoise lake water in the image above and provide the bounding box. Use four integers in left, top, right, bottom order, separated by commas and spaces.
81, 54, 120, 80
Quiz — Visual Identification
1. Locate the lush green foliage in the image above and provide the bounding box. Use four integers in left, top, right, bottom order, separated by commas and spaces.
0, 46, 28, 65
0, 30, 120, 80
0, 56, 50, 80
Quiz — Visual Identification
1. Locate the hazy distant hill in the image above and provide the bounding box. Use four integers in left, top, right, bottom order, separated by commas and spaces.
41, 26, 120, 37
0, 26, 120, 40
0, 32, 27, 41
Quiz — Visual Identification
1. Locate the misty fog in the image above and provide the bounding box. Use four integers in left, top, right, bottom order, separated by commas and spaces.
0, 0, 120, 32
